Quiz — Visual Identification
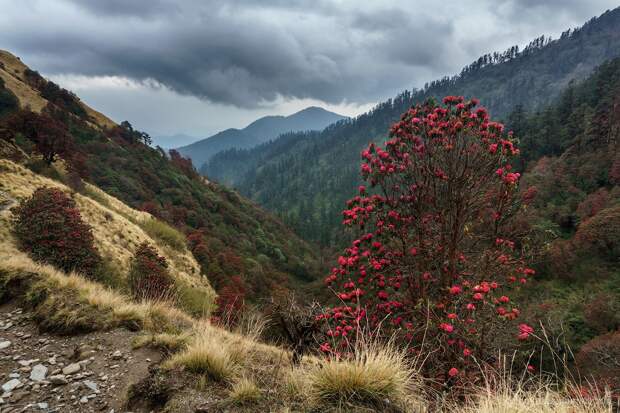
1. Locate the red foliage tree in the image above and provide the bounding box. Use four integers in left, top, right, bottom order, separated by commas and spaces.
576, 188, 610, 221
4, 110, 72, 165
574, 205, 620, 259
319, 97, 535, 380
12, 187, 100, 276
576, 331, 620, 393
211, 275, 246, 327
128, 242, 174, 301
169, 149, 199, 179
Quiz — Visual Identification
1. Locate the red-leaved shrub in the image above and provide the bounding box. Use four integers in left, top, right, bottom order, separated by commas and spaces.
319, 97, 535, 381
211, 275, 246, 327
12, 187, 100, 276
576, 331, 620, 392
128, 242, 174, 301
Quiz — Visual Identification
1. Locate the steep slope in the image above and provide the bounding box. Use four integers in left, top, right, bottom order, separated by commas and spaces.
0, 50, 115, 129
177, 106, 346, 169
0, 157, 217, 315
205, 7, 620, 247
0, 49, 322, 303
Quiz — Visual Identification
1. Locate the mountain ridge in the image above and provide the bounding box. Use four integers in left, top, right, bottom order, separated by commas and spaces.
177, 106, 346, 169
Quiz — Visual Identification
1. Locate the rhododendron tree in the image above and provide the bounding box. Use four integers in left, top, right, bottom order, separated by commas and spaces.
12, 187, 100, 277
319, 97, 535, 380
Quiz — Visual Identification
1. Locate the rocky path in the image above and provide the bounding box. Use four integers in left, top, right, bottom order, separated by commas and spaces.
0, 303, 161, 413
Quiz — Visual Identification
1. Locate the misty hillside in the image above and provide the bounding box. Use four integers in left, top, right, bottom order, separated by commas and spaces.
177, 106, 346, 169
205, 6, 620, 246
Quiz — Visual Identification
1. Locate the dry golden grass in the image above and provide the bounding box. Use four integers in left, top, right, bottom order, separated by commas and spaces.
163, 326, 246, 381
0, 159, 216, 314
228, 376, 262, 405
451, 379, 614, 413
0, 253, 195, 333
133, 331, 193, 352
288, 339, 423, 412
0, 49, 116, 129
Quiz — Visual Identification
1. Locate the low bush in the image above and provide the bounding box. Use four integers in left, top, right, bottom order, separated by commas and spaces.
127, 242, 175, 301
12, 187, 101, 277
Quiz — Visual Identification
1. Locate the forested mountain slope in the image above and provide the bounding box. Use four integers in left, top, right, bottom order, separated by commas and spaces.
177, 106, 346, 169
0, 49, 322, 303
205, 7, 620, 247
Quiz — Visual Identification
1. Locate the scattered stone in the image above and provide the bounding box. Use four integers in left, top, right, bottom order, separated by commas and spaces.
80, 395, 88, 404
62, 363, 81, 375
111, 350, 122, 360
9, 373, 20, 379
49, 374, 68, 385
84, 380, 99, 393
37, 402, 49, 409
0, 341, 11, 350
30, 364, 48, 382
2, 379, 21, 392
18, 358, 38, 367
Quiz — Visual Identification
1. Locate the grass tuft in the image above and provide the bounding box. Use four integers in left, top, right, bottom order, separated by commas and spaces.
163, 327, 247, 382
228, 377, 262, 405
302, 340, 421, 411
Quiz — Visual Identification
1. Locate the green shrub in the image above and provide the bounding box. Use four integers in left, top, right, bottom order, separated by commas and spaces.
141, 217, 186, 251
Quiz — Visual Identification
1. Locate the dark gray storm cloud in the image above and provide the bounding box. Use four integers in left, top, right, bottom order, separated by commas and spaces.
0, 0, 617, 109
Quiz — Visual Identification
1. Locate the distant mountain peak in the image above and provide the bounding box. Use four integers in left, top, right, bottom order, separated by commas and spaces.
177, 106, 347, 168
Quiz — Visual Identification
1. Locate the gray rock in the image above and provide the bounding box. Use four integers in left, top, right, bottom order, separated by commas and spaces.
0, 341, 11, 350
37, 402, 49, 409
30, 364, 48, 382
62, 363, 81, 375
111, 350, 122, 360
49, 374, 68, 385
80, 395, 88, 403
2, 378, 21, 392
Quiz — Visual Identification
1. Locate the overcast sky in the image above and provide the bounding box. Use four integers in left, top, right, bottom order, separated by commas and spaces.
0, 0, 617, 138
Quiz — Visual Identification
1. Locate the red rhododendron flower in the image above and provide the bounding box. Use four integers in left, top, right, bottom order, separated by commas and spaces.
440, 323, 454, 333
518, 323, 534, 340
448, 367, 459, 377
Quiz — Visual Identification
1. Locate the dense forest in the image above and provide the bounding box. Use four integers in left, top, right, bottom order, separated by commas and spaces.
204, 6, 620, 248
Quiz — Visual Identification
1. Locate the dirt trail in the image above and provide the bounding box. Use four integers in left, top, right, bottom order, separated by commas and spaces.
0, 303, 161, 413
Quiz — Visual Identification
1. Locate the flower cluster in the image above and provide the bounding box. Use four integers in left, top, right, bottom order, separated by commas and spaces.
320, 96, 535, 381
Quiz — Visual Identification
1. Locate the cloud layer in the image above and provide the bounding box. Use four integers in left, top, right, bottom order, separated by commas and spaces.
2, 0, 616, 109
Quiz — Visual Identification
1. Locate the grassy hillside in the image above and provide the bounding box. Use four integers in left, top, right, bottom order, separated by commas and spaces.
0, 158, 216, 315
0, 49, 322, 303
